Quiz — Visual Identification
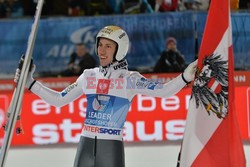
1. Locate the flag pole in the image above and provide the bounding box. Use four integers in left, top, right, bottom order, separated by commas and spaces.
0, 1, 44, 166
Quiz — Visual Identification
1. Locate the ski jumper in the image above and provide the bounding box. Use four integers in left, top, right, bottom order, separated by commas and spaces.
30, 60, 187, 167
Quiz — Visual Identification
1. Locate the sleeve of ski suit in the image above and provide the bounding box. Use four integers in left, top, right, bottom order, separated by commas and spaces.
30, 73, 85, 107
127, 71, 187, 100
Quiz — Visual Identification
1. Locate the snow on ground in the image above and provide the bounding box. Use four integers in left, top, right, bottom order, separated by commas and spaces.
4, 142, 250, 167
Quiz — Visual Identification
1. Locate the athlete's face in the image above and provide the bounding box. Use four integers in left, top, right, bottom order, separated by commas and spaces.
97, 38, 117, 67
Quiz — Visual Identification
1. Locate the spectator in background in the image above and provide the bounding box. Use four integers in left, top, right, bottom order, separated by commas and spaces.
154, 37, 186, 73
123, 0, 154, 14
26, 0, 53, 16
6, 0, 23, 18
239, 0, 250, 9
84, 0, 111, 16
181, 0, 195, 10
179, 0, 210, 11
68, 0, 81, 16
193, 0, 210, 10
106, 0, 124, 14
60, 43, 97, 76
0, 0, 8, 18
230, 0, 239, 10
155, 0, 178, 12
140, 0, 154, 13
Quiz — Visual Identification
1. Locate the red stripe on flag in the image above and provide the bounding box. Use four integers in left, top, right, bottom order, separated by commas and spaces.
248, 88, 250, 139
197, 0, 228, 68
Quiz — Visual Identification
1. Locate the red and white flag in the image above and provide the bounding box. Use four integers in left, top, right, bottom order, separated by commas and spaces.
179, 0, 246, 166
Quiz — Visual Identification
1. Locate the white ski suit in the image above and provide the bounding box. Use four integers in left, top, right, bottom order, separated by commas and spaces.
29, 60, 188, 167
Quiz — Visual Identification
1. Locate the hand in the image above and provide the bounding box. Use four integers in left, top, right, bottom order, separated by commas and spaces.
183, 60, 198, 83
14, 55, 25, 83
14, 56, 36, 89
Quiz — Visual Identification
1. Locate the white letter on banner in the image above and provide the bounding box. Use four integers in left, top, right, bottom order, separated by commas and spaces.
161, 96, 179, 111
32, 99, 51, 115
46, 45, 59, 57
165, 120, 185, 140
138, 94, 156, 112
59, 119, 82, 143
137, 121, 163, 141
79, 98, 87, 118
32, 124, 59, 144
61, 45, 74, 57
123, 122, 134, 141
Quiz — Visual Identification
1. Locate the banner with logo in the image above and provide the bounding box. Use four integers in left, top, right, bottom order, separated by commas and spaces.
196, 12, 250, 70
0, 12, 195, 75
0, 74, 249, 146
1, 12, 250, 76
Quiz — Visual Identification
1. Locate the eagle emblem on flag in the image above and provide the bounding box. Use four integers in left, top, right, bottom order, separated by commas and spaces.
192, 54, 228, 118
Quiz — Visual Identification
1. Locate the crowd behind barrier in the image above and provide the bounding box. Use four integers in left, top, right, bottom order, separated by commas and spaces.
0, 0, 249, 19
0, 11, 249, 78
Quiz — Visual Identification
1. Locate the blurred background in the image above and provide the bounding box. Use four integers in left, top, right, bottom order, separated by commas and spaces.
0, 0, 250, 166
0, 0, 249, 77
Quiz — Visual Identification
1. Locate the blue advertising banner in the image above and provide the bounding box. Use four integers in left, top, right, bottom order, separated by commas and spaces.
196, 12, 250, 70
0, 12, 195, 76
0, 12, 249, 77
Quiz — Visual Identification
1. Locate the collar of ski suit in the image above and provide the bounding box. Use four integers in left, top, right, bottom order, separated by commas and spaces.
99, 59, 128, 78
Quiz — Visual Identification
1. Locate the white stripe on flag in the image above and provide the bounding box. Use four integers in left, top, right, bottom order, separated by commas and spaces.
180, 98, 222, 166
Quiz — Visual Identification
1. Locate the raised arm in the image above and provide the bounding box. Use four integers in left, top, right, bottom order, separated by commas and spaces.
15, 64, 85, 107
127, 60, 197, 100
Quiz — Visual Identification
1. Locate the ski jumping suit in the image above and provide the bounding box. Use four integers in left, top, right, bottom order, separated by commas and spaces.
29, 60, 187, 167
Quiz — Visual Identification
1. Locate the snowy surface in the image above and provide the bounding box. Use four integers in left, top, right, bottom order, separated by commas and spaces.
4, 142, 250, 167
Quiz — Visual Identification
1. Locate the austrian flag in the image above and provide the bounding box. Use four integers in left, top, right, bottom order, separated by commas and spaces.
179, 0, 246, 166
